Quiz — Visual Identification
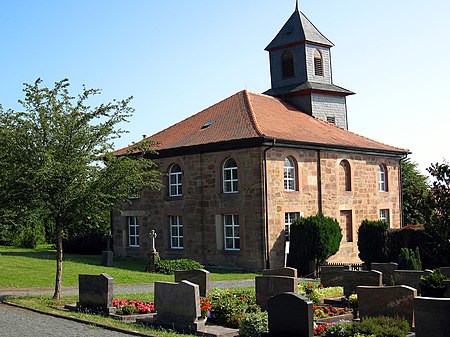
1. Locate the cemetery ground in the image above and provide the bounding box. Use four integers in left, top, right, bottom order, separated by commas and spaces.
0, 245, 258, 288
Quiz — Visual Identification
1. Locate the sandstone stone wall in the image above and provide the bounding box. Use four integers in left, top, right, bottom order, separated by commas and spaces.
265, 147, 401, 268
113, 145, 402, 271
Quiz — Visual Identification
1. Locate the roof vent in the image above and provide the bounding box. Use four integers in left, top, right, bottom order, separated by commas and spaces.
201, 119, 216, 129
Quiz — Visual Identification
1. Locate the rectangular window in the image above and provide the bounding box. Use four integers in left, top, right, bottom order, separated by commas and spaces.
128, 216, 140, 247
379, 209, 390, 225
224, 214, 240, 250
326, 116, 336, 124
169, 216, 183, 249
284, 212, 300, 240
340, 210, 353, 242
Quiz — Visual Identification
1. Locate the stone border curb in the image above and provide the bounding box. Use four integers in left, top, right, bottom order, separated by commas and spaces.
1, 301, 160, 337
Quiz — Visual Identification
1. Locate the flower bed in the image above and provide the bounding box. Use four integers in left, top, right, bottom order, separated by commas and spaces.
313, 304, 350, 320
110, 298, 157, 323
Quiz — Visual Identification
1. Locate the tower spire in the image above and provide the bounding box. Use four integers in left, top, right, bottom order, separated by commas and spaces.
295, 0, 299, 12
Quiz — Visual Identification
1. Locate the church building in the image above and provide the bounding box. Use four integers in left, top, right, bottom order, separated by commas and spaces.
112, 4, 408, 272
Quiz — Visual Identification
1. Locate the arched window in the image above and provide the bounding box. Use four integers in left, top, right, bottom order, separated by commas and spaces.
314, 49, 324, 76
284, 157, 296, 191
378, 164, 388, 192
282, 50, 295, 79
223, 158, 238, 193
168, 164, 182, 196
339, 160, 351, 191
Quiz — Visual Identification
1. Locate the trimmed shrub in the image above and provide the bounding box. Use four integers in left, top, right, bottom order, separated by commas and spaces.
419, 268, 448, 297
352, 316, 410, 337
398, 247, 422, 270
358, 219, 390, 267
239, 311, 268, 337
288, 213, 342, 276
62, 225, 108, 254
155, 258, 204, 275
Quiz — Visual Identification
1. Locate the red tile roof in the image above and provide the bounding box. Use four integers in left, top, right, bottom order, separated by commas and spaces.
114, 90, 408, 155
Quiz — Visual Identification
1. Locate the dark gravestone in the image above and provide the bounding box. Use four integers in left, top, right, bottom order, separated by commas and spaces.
444, 280, 450, 298
371, 262, 398, 285
342, 270, 382, 297
174, 269, 210, 297
357, 285, 417, 328
414, 297, 450, 337
440, 267, 450, 278
320, 265, 350, 287
154, 280, 204, 333
264, 293, 313, 337
77, 273, 115, 314
256, 275, 297, 310
393, 270, 430, 294
101, 251, 113, 267
262, 267, 297, 278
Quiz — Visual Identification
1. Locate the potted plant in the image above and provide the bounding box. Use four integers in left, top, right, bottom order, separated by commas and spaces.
348, 293, 358, 319
419, 269, 448, 297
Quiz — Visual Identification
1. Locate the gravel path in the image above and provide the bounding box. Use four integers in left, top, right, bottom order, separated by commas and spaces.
0, 279, 256, 299
0, 303, 141, 337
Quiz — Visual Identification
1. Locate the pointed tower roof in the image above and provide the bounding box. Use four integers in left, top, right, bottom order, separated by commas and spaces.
265, 8, 333, 51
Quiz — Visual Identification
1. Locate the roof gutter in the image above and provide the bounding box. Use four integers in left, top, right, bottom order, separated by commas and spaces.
263, 138, 276, 269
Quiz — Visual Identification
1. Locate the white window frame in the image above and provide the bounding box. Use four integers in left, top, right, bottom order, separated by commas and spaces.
223, 158, 238, 193
284, 157, 296, 191
128, 216, 140, 247
284, 212, 300, 240
379, 209, 390, 225
169, 164, 182, 197
378, 164, 388, 192
224, 214, 240, 250
169, 215, 183, 249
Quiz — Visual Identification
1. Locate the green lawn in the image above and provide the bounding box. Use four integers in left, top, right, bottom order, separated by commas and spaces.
0, 245, 258, 288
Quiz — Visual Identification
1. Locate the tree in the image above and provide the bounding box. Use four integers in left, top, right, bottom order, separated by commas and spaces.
288, 213, 342, 276
401, 158, 429, 225
425, 161, 450, 267
0, 78, 161, 299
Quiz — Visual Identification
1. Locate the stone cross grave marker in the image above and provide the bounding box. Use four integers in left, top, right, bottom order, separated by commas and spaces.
149, 229, 157, 253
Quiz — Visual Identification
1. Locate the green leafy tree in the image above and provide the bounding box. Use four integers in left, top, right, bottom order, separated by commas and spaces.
288, 213, 342, 276
0, 78, 161, 299
401, 158, 429, 225
358, 219, 390, 267
425, 161, 450, 267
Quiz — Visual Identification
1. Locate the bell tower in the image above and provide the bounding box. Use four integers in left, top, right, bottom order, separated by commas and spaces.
264, 2, 354, 129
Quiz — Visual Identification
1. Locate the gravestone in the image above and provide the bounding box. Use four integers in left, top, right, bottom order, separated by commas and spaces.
342, 270, 382, 297
101, 231, 114, 267
256, 275, 297, 310
393, 270, 430, 294
440, 267, 450, 278
77, 273, 115, 314
262, 267, 297, 278
262, 293, 313, 337
444, 280, 450, 298
174, 269, 210, 297
414, 297, 450, 337
357, 285, 417, 328
320, 265, 350, 287
371, 262, 398, 285
154, 280, 204, 333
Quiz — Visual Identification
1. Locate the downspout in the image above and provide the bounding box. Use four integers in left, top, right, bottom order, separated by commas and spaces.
399, 154, 408, 227
317, 150, 323, 213
263, 139, 276, 269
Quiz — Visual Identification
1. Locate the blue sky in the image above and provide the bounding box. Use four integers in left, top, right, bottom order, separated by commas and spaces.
1, 1, 449, 174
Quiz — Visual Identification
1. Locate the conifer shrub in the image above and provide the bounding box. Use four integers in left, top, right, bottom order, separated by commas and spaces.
358, 219, 390, 267
398, 247, 422, 270
239, 311, 268, 337
288, 213, 342, 276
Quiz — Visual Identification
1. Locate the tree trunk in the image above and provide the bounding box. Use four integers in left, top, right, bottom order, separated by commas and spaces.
52, 218, 63, 300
